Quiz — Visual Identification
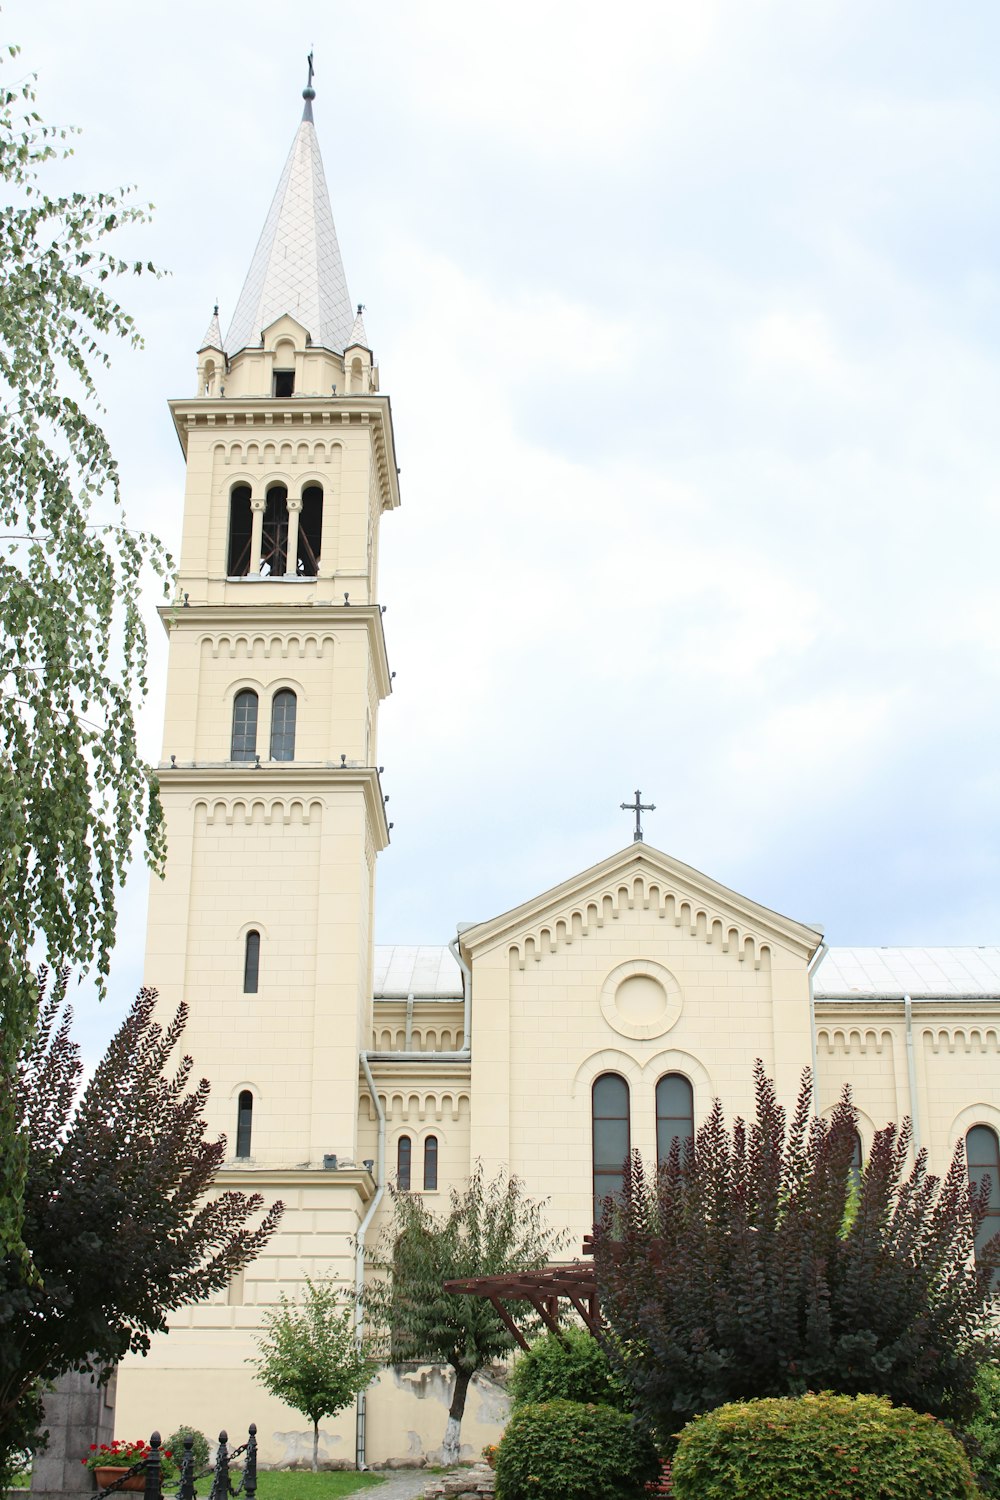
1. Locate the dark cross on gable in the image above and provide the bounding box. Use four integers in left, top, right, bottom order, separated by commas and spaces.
621, 788, 655, 843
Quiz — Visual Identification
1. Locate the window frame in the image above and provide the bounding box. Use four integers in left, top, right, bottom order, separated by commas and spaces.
243, 930, 260, 994
592, 1072, 630, 1224
423, 1134, 438, 1192
967, 1124, 1000, 1272
397, 1134, 412, 1192
235, 1090, 254, 1159
269, 688, 297, 762
655, 1072, 695, 1170
231, 688, 259, 761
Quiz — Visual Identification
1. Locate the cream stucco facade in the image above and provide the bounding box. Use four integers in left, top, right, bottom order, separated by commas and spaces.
117, 83, 1000, 1470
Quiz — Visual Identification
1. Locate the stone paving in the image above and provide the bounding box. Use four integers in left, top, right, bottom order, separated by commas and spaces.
366, 1470, 456, 1500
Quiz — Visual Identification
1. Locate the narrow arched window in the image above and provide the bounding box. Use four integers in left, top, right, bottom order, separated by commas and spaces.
236, 1091, 253, 1158
967, 1125, 1000, 1271
298, 484, 323, 576
243, 930, 260, 994
656, 1073, 694, 1168
227, 484, 253, 576
849, 1130, 863, 1191
592, 1073, 630, 1223
424, 1135, 438, 1191
397, 1135, 412, 1192
270, 689, 297, 761
231, 689, 258, 760
260, 485, 288, 576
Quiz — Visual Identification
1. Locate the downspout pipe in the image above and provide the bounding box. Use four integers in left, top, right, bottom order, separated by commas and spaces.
449, 931, 473, 1050
355, 1051, 385, 1471
807, 939, 828, 1113
904, 993, 921, 1157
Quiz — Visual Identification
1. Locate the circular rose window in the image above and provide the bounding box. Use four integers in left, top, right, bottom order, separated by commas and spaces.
599, 960, 682, 1040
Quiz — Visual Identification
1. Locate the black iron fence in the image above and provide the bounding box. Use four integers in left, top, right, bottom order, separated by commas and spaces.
96, 1427, 257, 1500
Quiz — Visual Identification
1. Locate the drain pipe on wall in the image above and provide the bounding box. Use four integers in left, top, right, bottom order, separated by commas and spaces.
449, 930, 473, 1050
355, 1051, 385, 1471
904, 993, 922, 1157
807, 939, 828, 1113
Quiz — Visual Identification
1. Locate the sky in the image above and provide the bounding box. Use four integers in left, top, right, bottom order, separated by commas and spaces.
7, 0, 1000, 1057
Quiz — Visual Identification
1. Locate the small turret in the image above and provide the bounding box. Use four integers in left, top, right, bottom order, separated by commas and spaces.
344, 303, 377, 394
196, 305, 224, 396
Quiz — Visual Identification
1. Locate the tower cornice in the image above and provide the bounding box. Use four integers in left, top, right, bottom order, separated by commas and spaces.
158, 601, 393, 700
168, 393, 401, 513
155, 764, 391, 849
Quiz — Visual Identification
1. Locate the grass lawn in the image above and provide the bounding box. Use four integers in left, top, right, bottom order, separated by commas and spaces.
11, 1471, 402, 1497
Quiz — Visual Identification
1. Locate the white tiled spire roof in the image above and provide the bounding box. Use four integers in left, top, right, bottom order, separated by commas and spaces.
199, 305, 223, 352
347, 305, 368, 349
224, 98, 354, 356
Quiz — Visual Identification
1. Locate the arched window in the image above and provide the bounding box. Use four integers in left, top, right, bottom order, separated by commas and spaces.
243, 930, 260, 994
849, 1130, 863, 1191
298, 484, 323, 576
592, 1073, 630, 1222
655, 1073, 694, 1168
231, 689, 258, 760
424, 1135, 438, 1191
397, 1135, 412, 1192
260, 485, 288, 575
270, 690, 297, 761
967, 1125, 1000, 1270
236, 1091, 253, 1159
227, 484, 253, 576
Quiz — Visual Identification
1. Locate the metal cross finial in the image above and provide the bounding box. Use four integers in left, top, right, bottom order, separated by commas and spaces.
621, 788, 655, 843
306, 50, 315, 89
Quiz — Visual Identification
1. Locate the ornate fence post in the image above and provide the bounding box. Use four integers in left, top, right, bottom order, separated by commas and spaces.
178, 1434, 196, 1500
243, 1425, 257, 1500
143, 1432, 162, 1500
211, 1431, 230, 1500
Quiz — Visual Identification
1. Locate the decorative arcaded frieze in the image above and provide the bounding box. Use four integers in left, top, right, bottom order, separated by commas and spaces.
193, 795, 324, 828
924, 1027, 1000, 1056
201, 631, 336, 661
212, 437, 344, 467
361, 1089, 470, 1124
506, 875, 771, 972
816, 1027, 894, 1057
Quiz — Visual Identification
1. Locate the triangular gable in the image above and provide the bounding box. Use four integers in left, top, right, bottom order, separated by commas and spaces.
458, 843, 823, 966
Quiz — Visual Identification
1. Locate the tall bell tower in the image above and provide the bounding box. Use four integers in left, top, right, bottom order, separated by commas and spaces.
144, 68, 398, 1176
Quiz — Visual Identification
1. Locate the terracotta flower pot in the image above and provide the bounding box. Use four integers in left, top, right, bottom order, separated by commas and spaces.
93, 1466, 147, 1491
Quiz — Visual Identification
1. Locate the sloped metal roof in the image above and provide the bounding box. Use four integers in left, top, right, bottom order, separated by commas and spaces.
224, 105, 354, 356
199, 306, 222, 353
371, 944, 1000, 1003
815, 947, 1000, 999
373, 945, 464, 999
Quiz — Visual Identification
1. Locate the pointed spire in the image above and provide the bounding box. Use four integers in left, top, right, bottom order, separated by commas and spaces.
199, 304, 223, 353
347, 303, 368, 350
223, 57, 354, 357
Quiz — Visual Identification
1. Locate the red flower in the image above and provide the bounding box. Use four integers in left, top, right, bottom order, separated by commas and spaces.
90, 1445, 98, 1452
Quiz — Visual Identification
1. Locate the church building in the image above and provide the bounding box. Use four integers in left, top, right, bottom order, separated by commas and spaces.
117, 75, 1000, 1469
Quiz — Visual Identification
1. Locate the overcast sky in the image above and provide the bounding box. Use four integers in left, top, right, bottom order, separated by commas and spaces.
8, 0, 1000, 1056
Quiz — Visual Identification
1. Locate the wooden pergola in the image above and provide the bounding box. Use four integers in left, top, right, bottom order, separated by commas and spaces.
444, 1244, 600, 1352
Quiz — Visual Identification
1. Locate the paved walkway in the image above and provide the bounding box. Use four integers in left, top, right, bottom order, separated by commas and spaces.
366, 1469, 447, 1499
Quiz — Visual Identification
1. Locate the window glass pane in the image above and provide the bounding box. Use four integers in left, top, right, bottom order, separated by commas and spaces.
967, 1126, 1000, 1277
656, 1073, 694, 1168
424, 1135, 438, 1191
592, 1073, 629, 1222
270, 690, 297, 761
298, 485, 323, 576
236, 1091, 253, 1158
231, 690, 258, 760
227, 485, 253, 576
243, 931, 260, 994
397, 1135, 411, 1192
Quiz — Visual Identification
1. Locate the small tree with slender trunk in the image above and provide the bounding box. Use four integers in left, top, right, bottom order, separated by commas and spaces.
365, 1163, 565, 1465
250, 1278, 376, 1471
593, 1060, 1000, 1445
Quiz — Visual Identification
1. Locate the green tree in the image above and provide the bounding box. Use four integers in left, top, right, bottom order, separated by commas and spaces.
0, 969, 283, 1481
250, 1279, 377, 1472
0, 48, 170, 1260
366, 1164, 565, 1465
593, 1061, 1000, 1444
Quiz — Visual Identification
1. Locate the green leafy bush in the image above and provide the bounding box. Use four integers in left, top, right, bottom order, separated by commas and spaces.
494, 1398, 657, 1500
165, 1427, 210, 1473
671, 1391, 981, 1500
966, 1364, 1000, 1497
508, 1327, 627, 1410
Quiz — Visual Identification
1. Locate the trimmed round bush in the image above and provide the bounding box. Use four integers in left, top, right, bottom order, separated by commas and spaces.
509, 1327, 628, 1410
671, 1391, 981, 1500
164, 1427, 210, 1474
495, 1398, 658, 1500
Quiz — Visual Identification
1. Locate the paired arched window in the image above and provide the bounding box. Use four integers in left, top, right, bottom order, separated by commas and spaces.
424, 1135, 438, 1191
592, 1073, 630, 1222
967, 1125, 1000, 1270
231, 689, 258, 760
243, 931, 260, 994
298, 485, 322, 576
236, 1091, 253, 1159
270, 690, 297, 761
227, 484, 253, 576
397, 1135, 412, 1192
261, 485, 289, 576
656, 1073, 694, 1168
231, 689, 296, 762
